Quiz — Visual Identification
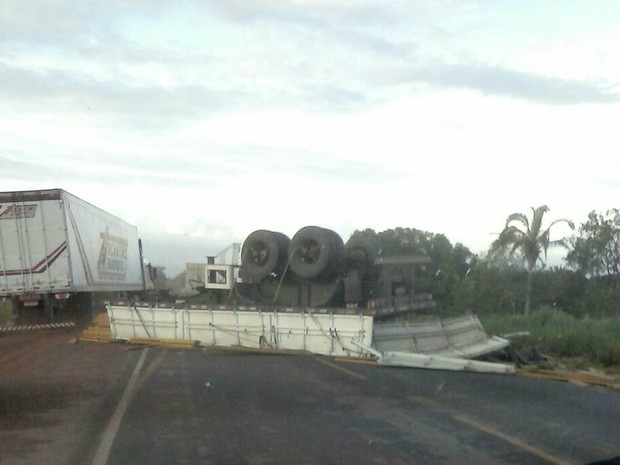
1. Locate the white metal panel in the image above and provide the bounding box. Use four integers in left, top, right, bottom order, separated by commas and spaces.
373, 315, 510, 359
351, 341, 515, 374
105, 304, 512, 372
272, 312, 306, 351
181, 309, 216, 344
142, 306, 178, 340
373, 321, 451, 354
107, 304, 374, 357
441, 315, 486, 348
439, 315, 511, 357
379, 351, 514, 374
331, 313, 374, 356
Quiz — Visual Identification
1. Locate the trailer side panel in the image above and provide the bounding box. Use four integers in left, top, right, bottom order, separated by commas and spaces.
63, 191, 145, 292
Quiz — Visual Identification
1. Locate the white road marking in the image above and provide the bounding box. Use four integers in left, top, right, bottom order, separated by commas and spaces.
0, 321, 76, 331
91, 347, 150, 465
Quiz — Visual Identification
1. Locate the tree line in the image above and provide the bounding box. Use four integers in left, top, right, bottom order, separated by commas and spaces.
349, 206, 620, 318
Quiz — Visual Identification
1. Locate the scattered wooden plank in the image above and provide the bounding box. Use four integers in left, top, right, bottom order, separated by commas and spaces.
518, 367, 620, 390
202, 345, 311, 356
332, 357, 379, 365
78, 336, 112, 343
78, 328, 111, 336
127, 337, 199, 348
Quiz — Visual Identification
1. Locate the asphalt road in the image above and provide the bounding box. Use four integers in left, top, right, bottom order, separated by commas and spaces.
2, 331, 619, 465
108, 349, 618, 465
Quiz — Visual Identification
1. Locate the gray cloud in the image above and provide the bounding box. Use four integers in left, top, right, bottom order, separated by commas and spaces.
197, 1, 427, 61
3, 1, 617, 118
0, 62, 253, 130
326, 27, 413, 59
0, 147, 250, 189
0, 1, 407, 120
1, 0, 409, 59
220, 148, 409, 185
0, 57, 371, 132
2, 132, 406, 192
203, 0, 400, 27
0, 1, 160, 43
400, 62, 620, 105
0, 155, 53, 184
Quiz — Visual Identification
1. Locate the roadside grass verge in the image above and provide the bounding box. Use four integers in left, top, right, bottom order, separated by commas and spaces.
480, 306, 620, 367
0, 299, 13, 325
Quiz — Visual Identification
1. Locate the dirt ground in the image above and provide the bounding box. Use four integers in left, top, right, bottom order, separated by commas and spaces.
0, 326, 136, 465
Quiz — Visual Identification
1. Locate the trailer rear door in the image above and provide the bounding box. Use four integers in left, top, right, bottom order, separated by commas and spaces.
0, 190, 71, 295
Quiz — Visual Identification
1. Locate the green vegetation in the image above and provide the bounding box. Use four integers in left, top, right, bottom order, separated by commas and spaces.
348, 207, 620, 367
0, 299, 13, 325
567, 208, 620, 277
480, 306, 620, 367
491, 206, 573, 315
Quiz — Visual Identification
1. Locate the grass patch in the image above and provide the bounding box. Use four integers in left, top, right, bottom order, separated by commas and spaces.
0, 299, 13, 325
480, 305, 620, 367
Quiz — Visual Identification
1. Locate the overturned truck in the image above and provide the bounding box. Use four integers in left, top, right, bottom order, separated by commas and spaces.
195, 226, 434, 313
107, 226, 515, 374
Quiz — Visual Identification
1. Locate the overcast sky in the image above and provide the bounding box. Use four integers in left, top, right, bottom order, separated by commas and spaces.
2, 1, 619, 276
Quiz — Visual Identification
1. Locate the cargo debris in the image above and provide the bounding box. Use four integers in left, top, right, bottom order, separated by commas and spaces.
79, 312, 112, 343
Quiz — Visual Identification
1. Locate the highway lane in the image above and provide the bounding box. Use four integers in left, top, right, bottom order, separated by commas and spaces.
0, 328, 144, 465
347, 360, 620, 463
103, 349, 620, 465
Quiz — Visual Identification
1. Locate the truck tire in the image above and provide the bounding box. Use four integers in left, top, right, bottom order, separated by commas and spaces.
345, 237, 378, 270
241, 230, 290, 281
289, 226, 344, 280
325, 229, 346, 275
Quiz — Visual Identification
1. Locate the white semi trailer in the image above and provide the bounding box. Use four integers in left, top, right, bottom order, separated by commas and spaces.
0, 189, 153, 322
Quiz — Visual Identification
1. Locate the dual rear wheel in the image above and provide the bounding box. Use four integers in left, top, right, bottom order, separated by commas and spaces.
242, 226, 353, 281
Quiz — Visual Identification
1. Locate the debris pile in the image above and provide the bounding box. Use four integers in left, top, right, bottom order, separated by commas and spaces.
518, 366, 620, 391
79, 312, 112, 343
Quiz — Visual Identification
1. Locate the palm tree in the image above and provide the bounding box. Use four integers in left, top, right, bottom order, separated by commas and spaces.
492, 206, 574, 315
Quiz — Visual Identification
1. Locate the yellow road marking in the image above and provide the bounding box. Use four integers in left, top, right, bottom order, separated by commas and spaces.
408, 396, 570, 465
408, 395, 569, 465
333, 357, 378, 366
451, 414, 571, 465
316, 357, 367, 380
312, 361, 571, 464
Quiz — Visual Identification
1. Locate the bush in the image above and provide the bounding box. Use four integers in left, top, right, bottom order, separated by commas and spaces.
480, 305, 620, 367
